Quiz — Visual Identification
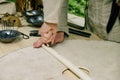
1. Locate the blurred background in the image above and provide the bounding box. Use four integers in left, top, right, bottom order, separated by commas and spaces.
7, 0, 86, 17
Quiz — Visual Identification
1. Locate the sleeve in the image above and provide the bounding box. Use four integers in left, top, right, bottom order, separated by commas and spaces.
43, 0, 62, 23
43, 0, 69, 35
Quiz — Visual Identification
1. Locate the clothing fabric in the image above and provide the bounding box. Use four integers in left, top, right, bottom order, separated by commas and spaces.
86, 0, 120, 42
43, 0, 69, 34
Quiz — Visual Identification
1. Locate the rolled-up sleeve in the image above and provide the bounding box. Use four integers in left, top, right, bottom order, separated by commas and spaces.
43, 0, 62, 23
43, 0, 69, 34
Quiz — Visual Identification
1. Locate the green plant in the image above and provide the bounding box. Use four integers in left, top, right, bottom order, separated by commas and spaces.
68, 0, 86, 17
7, 0, 16, 2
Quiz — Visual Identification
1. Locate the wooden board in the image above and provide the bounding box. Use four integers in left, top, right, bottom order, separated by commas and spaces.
0, 40, 119, 80
0, 47, 70, 80
54, 40, 120, 80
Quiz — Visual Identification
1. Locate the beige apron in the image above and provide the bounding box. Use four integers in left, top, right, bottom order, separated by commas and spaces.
86, 0, 120, 42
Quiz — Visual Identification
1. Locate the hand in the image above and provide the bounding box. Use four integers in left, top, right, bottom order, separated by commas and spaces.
39, 22, 57, 44
33, 22, 65, 48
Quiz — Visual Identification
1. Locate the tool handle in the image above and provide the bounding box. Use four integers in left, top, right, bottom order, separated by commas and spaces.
69, 28, 91, 38
42, 45, 93, 80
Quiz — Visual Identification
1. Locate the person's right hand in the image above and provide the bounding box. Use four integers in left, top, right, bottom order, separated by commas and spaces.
33, 22, 65, 48
40, 22, 57, 43
33, 22, 57, 47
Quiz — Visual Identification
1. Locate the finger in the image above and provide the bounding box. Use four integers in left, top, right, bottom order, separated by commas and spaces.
42, 33, 56, 47
43, 31, 52, 38
39, 23, 51, 34
54, 32, 64, 45
50, 34, 56, 46
33, 38, 44, 48
33, 37, 50, 48
45, 31, 63, 46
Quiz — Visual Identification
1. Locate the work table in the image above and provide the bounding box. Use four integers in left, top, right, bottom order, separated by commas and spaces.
0, 2, 101, 57
0, 22, 101, 57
